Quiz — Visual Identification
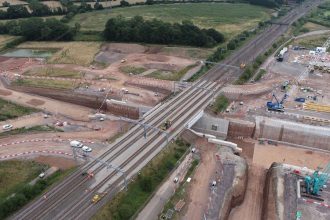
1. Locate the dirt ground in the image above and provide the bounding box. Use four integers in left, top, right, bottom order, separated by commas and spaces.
34, 155, 76, 169
181, 138, 217, 220
228, 164, 266, 220
253, 143, 330, 170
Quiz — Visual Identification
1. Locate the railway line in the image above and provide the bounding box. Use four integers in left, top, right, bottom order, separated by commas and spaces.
10, 0, 323, 219
204, 0, 323, 82
11, 80, 219, 220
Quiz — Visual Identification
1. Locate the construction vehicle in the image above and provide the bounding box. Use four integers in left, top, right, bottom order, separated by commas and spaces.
240, 63, 246, 69
304, 163, 330, 196
266, 93, 288, 112
91, 193, 106, 204
161, 119, 172, 130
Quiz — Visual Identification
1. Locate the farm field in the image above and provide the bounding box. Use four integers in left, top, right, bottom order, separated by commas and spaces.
17, 41, 101, 66
0, 0, 26, 6
70, 3, 272, 37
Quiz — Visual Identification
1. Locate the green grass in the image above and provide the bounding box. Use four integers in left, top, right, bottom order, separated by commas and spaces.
160, 159, 199, 219
119, 65, 146, 75
13, 78, 77, 90
212, 94, 229, 113
0, 160, 47, 200
254, 69, 267, 81
147, 64, 197, 81
0, 125, 62, 139
24, 67, 82, 78
0, 98, 36, 121
295, 34, 329, 49
93, 139, 190, 220
0, 166, 76, 219
70, 3, 271, 37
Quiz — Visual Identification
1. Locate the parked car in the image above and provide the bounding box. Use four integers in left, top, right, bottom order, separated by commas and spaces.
2, 124, 13, 130
82, 146, 92, 153
70, 140, 83, 148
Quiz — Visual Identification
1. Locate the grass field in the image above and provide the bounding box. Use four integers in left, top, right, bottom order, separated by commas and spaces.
13, 78, 77, 90
0, 35, 18, 50
0, 0, 26, 5
0, 98, 36, 121
119, 65, 146, 75
302, 22, 329, 32
295, 34, 329, 49
0, 160, 47, 200
24, 67, 82, 78
17, 42, 101, 66
70, 3, 271, 37
147, 64, 197, 81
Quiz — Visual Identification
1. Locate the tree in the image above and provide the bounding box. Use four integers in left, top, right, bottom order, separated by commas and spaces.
6, 5, 30, 19
2, 1, 10, 7
120, 0, 130, 7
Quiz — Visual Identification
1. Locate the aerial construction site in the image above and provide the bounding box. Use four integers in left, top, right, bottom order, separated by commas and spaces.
0, 0, 329, 219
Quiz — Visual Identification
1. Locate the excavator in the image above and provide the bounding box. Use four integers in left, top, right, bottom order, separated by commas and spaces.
161, 119, 172, 130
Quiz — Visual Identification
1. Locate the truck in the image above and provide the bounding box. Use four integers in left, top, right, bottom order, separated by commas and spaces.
277, 47, 288, 62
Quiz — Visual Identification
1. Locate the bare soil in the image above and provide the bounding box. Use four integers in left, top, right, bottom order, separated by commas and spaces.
0, 89, 11, 96
34, 155, 76, 169
181, 138, 217, 220
228, 165, 266, 220
26, 99, 45, 106
253, 143, 330, 170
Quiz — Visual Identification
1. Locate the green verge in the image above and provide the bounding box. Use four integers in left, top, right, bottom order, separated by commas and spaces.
0, 98, 36, 121
236, 36, 290, 84
147, 64, 197, 81
0, 125, 62, 139
12, 78, 77, 90
0, 161, 76, 219
160, 159, 199, 219
24, 67, 82, 79
93, 139, 190, 220
119, 66, 147, 75
212, 94, 229, 113
254, 69, 267, 82
188, 24, 268, 82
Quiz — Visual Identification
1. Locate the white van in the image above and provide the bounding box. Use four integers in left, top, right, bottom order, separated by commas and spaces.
70, 140, 83, 148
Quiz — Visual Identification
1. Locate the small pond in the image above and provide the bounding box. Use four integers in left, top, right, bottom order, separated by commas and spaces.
1, 48, 57, 58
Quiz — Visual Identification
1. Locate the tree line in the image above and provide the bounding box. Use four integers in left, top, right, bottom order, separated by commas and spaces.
104, 16, 225, 47
0, 17, 76, 41
0, 0, 104, 20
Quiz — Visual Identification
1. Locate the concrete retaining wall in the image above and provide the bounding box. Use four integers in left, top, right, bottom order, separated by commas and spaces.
255, 116, 330, 151
227, 118, 255, 138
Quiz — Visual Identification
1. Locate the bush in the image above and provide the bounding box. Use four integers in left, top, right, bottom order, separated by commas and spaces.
212, 95, 229, 113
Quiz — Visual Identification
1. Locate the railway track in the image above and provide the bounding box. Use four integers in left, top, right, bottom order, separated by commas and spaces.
204, 0, 322, 82
11, 80, 217, 220
10, 1, 323, 219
